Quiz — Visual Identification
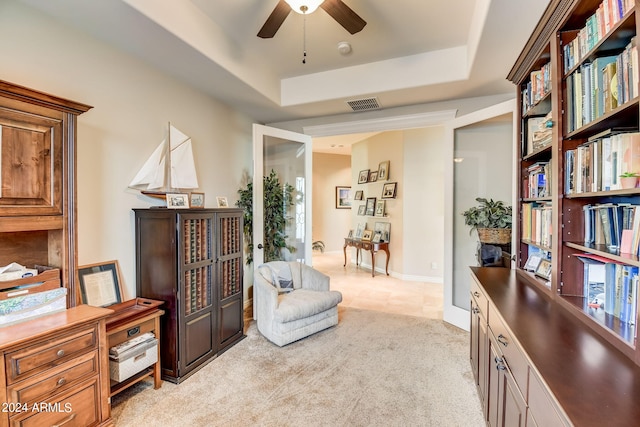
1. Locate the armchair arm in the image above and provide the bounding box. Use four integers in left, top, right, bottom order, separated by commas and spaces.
254, 267, 279, 322
297, 264, 330, 292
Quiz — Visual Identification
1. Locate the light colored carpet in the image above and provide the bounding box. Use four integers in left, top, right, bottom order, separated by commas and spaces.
111, 307, 485, 427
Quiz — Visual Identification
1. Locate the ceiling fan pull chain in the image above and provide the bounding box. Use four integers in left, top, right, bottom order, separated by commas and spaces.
302, 13, 307, 64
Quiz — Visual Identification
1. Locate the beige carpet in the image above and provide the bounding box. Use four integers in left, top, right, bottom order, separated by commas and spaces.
111, 307, 485, 427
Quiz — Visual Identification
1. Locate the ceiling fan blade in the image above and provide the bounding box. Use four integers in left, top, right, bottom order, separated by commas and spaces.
320, 0, 366, 35
258, 0, 291, 38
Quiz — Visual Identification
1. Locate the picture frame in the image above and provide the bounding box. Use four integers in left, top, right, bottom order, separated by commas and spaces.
190, 192, 205, 208
357, 205, 366, 216
369, 171, 378, 182
535, 258, 552, 281
372, 232, 382, 243
378, 161, 390, 181
166, 193, 190, 208
335, 186, 352, 209
524, 254, 543, 272
348, 230, 354, 238
374, 222, 391, 242
365, 197, 376, 216
216, 196, 229, 208
362, 230, 373, 241
355, 223, 365, 239
78, 260, 124, 307
375, 200, 386, 217
358, 169, 370, 184
381, 182, 397, 199
354, 190, 364, 200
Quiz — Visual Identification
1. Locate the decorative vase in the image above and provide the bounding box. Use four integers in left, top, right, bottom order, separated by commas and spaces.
620, 176, 638, 189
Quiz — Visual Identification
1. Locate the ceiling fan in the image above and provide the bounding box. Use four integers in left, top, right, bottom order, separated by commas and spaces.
258, 0, 366, 39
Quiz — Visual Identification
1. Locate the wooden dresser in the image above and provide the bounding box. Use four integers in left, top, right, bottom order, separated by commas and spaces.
0, 305, 113, 427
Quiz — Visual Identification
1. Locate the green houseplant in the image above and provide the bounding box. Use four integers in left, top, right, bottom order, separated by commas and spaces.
236, 170, 295, 265
462, 197, 512, 244
620, 172, 639, 189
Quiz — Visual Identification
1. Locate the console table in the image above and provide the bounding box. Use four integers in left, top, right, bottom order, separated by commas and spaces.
343, 238, 390, 277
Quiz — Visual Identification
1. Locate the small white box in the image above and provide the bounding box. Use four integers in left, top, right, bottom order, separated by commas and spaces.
109, 337, 158, 382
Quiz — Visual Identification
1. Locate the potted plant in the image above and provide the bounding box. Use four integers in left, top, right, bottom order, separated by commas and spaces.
462, 197, 512, 244
619, 172, 639, 189
236, 170, 296, 265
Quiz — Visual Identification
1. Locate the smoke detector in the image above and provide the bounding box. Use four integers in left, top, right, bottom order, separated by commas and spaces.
337, 41, 352, 55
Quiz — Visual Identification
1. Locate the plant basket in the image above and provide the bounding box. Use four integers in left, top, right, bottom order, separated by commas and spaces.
477, 228, 511, 244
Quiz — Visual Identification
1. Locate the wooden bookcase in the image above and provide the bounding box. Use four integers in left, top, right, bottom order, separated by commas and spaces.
508, 0, 640, 365
134, 208, 244, 383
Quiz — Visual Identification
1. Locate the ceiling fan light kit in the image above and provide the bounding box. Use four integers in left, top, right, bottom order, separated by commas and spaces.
284, 0, 325, 14
258, 0, 366, 39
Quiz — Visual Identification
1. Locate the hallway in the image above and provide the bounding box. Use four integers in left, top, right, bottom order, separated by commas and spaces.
312, 251, 443, 319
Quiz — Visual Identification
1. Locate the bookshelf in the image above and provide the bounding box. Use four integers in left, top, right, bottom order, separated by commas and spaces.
134, 208, 244, 383
509, 0, 640, 364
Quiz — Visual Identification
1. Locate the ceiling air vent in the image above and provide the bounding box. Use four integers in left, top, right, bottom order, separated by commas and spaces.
346, 97, 381, 112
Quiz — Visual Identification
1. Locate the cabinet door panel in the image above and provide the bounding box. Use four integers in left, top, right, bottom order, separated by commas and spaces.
184, 311, 213, 368
0, 109, 62, 215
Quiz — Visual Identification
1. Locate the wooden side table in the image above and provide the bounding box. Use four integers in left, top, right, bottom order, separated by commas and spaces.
343, 237, 390, 277
105, 298, 164, 397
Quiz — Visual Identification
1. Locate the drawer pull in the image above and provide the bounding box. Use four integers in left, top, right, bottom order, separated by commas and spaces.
56, 377, 66, 386
473, 291, 481, 298
127, 326, 141, 337
497, 334, 509, 347
52, 413, 76, 427
56, 349, 65, 357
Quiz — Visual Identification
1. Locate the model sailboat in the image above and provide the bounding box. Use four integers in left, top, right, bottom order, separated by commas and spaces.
129, 123, 199, 199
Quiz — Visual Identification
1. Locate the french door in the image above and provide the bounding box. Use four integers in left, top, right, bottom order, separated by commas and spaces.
252, 124, 312, 268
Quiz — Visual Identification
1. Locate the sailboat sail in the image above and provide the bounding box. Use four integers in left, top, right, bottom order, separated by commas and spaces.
129, 123, 199, 193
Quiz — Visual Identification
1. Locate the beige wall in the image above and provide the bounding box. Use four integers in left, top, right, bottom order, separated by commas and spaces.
350, 129, 445, 281
1, 1, 254, 301
312, 153, 352, 253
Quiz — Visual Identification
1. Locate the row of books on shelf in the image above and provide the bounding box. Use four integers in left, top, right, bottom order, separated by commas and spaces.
522, 62, 551, 114
565, 130, 640, 194
562, 0, 635, 73
222, 258, 241, 298
185, 266, 211, 315
577, 253, 638, 328
523, 161, 551, 199
221, 217, 241, 256
184, 218, 212, 264
583, 202, 640, 255
524, 112, 553, 156
521, 202, 552, 248
565, 39, 638, 133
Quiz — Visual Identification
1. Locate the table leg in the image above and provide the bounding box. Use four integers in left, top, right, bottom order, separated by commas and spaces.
383, 247, 390, 275
343, 243, 348, 267
370, 248, 376, 277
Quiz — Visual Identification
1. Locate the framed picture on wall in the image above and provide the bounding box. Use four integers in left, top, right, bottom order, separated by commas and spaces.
365, 197, 376, 216
358, 169, 370, 184
375, 200, 385, 217
335, 186, 351, 209
369, 171, 378, 182
358, 205, 366, 215
378, 161, 390, 180
381, 182, 397, 199
354, 190, 364, 200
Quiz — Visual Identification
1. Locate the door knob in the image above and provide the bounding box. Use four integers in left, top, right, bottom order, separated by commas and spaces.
257, 243, 263, 249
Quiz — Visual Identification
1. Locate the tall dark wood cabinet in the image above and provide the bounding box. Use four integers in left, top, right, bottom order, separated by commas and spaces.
134, 208, 244, 383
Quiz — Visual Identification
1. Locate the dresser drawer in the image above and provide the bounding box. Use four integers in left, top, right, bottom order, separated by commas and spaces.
5, 326, 97, 384
6, 351, 98, 408
488, 305, 528, 394
470, 276, 489, 317
108, 316, 156, 348
10, 377, 100, 427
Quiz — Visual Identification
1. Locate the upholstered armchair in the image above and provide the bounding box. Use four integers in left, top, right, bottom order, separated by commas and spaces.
254, 261, 342, 347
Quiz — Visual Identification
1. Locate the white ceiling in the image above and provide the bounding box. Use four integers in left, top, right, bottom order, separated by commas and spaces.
19, 0, 550, 152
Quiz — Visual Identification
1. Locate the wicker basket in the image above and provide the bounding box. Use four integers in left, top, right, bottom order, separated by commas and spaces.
477, 228, 511, 244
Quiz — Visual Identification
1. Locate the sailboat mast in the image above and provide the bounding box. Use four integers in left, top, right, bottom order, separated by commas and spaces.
165, 121, 173, 192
